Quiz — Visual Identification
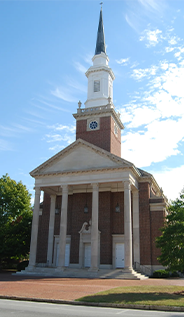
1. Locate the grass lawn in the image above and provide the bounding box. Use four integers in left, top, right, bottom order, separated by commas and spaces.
76, 286, 184, 307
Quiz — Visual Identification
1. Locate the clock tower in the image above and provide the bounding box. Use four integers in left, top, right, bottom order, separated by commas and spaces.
73, 7, 124, 157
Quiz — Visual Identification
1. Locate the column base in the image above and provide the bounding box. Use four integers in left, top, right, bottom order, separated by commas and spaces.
123, 267, 133, 273
88, 267, 99, 272
55, 266, 65, 272
26, 265, 35, 272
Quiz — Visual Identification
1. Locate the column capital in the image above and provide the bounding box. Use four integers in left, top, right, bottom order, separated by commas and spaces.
50, 194, 56, 200
91, 183, 99, 190
132, 189, 139, 197
34, 187, 41, 195
61, 185, 68, 194
124, 180, 131, 190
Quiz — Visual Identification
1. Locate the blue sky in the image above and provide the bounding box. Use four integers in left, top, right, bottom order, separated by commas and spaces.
1, 0, 184, 203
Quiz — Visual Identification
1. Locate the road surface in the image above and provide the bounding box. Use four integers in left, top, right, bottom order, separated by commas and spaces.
0, 299, 184, 317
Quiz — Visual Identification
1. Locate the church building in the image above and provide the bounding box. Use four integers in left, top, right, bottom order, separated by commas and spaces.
26, 8, 167, 278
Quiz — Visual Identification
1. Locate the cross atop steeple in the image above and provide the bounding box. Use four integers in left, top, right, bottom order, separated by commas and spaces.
95, 6, 106, 55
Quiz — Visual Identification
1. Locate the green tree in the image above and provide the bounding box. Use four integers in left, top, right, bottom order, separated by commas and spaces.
0, 174, 32, 264
156, 189, 184, 272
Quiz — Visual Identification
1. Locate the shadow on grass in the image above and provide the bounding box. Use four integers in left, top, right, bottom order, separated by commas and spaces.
77, 291, 184, 306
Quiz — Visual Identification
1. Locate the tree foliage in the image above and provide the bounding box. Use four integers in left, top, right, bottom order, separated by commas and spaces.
0, 174, 32, 264
156, 189, 184, 272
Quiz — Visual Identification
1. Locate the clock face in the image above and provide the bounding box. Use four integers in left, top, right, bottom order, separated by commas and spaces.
89, 121, 98, 130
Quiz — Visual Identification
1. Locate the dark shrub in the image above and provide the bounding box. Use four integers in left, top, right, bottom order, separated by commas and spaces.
17, 260, 29, 271
152, 269, 170, 278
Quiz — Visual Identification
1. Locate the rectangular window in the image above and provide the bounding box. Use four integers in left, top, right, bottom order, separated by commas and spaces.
94, 80, 100, 92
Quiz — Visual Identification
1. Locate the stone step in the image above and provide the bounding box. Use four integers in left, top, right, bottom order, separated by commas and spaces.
16, 267, 148, 280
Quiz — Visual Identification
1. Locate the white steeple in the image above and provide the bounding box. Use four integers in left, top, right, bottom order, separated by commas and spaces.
84, 8, 115, 109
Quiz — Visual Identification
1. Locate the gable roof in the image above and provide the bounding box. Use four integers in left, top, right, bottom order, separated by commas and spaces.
30, 138, 140, 177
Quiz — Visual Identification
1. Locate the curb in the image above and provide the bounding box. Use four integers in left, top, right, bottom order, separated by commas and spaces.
0, 295, 184, 312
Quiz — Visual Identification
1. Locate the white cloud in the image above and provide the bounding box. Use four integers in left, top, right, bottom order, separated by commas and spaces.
168, 36, 178, 45
120, 50, 184, 168
116, 58, 129, 66
165, 47, 174, 53
48, 123, 76, 133
174, 47, 184, 61
48, 144, 65, 152
46, 133, 75, 145
51, 87, 77, 103
121, 117, 183, 168
125, 14, 139, 33
74, 61, 87, 74
126, 106, 160, 128
83, 53, 93, 65
140, 29, 162, 47
138, 0, 164, 13
34, 98, 71, 113
131, 65, 158, 81
14, 124, 33, 133
160, 61, 168, 70
67, 78, 86, 93
152, 165, 184, 201
0, 124, 33, 137
45, 123, 76, 150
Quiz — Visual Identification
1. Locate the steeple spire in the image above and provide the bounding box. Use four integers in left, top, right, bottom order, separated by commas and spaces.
95, 7, 106, 55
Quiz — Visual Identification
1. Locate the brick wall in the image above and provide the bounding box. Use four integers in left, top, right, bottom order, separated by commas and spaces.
36, 193, 50, 263
99, 192, 112, 264
67, 191, 125, 265
54, 195, 62, 236
139, 182, 152, 265
150, 210, 165, 265
36, 188, 164, 267
69, 193, 92, 264
76, 116, 121, 157
111, 191, 124, 235
110, 116, 121, 157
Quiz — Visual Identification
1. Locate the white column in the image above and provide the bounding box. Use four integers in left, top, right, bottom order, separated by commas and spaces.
57, 185, 68, 269
90, 183, 99, 271
28, 187, 41, 269
47, 195, 56, 266
124, 180, 132, 271
133, 190, 140, 266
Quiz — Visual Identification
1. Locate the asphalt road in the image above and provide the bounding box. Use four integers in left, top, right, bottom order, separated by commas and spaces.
0, 299, 184, 317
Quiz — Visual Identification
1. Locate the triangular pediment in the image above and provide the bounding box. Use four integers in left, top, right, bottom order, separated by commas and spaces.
30, 139, 134, 177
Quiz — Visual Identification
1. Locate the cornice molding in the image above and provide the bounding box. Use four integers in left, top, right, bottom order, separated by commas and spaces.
73, 106, 124, 130
150, 202, 166, 211
85, 65, 115, 80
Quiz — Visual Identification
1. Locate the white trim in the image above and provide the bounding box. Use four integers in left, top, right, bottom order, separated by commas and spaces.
150, 203, 166, 211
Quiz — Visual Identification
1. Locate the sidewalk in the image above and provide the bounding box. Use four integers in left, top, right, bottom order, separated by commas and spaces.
1, 272, 184, 311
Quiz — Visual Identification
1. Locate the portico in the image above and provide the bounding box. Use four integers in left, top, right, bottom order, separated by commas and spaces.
28, 141, 140, 274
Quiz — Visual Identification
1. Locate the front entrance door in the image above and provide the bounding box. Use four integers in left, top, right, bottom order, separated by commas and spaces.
84, 243, 91, 268
115, 243, 124, 268
56, 243, 70, 267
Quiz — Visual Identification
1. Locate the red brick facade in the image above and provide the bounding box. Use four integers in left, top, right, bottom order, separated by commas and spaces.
76, 116, 121, 157
36, 186, 165, 267
37, 191, 125, 265
36, 193, 50, 263
139, 182, 165, 266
